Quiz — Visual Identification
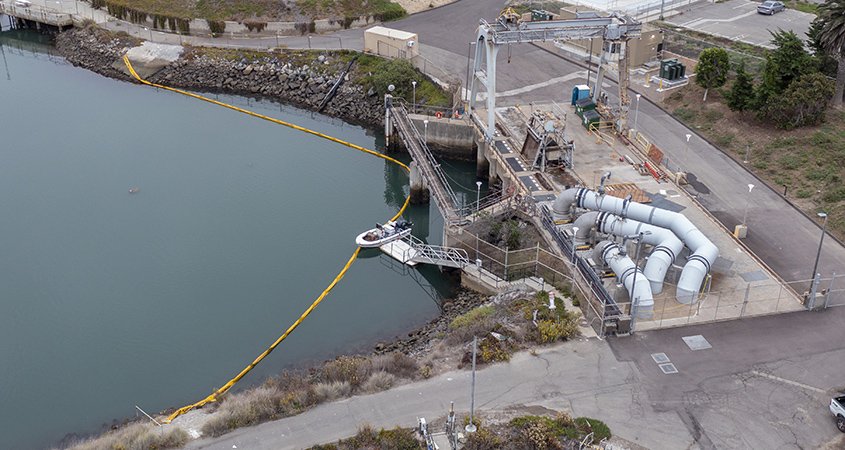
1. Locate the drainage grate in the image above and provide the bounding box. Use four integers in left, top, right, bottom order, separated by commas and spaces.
651, 352, 670, 364
739, 270, 769, 283
682, 335, 712, 351
659, 363, 679, 374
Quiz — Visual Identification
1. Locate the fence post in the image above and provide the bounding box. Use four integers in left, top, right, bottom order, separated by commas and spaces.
775, 283, 783, 312
824, 273, 836, 309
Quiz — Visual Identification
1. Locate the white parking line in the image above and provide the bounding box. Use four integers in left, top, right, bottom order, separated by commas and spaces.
750, 370, 827, 394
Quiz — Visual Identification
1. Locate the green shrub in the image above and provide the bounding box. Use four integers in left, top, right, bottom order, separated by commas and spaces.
575, 417, 612, 441
450, 305, 494, 329
207, 19, 226, 36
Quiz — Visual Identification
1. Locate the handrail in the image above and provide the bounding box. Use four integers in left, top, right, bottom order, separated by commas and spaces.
388, 99, 465, 225
403, 234, 469, 268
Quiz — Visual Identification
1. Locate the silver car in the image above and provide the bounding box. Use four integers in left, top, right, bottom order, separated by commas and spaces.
757, 0, 786, 14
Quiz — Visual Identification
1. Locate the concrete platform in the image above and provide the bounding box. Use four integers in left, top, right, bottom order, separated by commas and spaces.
494, 103, 804, 329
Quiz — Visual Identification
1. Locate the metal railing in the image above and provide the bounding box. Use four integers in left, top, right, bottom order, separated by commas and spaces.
403, 234, 469, 268
388, 99, 464, 225
0, 2, 73, 26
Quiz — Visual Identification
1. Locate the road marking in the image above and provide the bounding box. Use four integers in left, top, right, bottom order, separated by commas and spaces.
750, 370, 827, 394
679, 9, 759, 28
464, 71, 586, 100
733, 1, 756, 8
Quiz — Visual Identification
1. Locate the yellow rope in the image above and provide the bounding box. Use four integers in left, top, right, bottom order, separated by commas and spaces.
120, 56, 411, 423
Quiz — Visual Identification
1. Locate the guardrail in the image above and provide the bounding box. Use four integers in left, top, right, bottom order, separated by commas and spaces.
0, 2, 73, 27
404, 234, 469, 268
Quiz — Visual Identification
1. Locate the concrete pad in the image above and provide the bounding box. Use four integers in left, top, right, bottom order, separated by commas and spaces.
117, 42, 184, 78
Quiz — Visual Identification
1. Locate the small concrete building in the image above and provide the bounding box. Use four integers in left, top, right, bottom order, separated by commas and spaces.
364, 26, 419, 59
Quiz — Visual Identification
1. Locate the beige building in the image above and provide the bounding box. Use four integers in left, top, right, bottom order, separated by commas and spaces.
363, 26, 420, 60
555, 7, 664, 67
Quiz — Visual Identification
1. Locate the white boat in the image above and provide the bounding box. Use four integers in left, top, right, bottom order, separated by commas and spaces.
355, 220, 412, 248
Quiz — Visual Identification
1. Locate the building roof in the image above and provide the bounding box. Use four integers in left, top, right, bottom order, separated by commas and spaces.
365, 26, 417, 40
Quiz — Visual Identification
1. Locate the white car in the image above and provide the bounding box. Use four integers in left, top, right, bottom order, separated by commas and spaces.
14, 0, 32, 7
829, 395, 845, 432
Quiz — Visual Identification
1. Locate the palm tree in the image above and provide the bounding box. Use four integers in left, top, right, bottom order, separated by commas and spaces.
817, 0, 845, 107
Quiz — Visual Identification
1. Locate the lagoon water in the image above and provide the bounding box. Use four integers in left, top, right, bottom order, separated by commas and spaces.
0, 29, 483, 449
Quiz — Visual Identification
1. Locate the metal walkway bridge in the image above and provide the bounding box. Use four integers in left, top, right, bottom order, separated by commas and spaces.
386, 98, 466, 226
379, 234, 470, 269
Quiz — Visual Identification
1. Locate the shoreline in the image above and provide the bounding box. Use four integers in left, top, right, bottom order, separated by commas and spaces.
49, 25, 499, 449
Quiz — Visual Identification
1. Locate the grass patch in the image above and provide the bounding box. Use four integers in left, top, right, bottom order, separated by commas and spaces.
663, 71, 845, 241
68, 421, 188, 450
783, 0, 818, 13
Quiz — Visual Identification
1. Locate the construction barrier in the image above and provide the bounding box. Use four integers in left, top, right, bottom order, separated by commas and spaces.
121, 56, 411, 423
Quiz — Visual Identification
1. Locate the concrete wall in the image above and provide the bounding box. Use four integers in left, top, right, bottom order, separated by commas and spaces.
409, 114, 476, 159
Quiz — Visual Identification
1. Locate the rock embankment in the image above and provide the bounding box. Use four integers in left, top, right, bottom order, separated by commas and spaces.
374, 287, 490, 356
56, 27, 384, 126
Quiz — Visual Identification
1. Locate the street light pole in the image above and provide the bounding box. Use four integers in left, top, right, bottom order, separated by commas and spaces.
571, 227, 580, 264
475, 181, 482, 259
465, 336, 478, 433
412, 80, 417, 114
809, 211, 828, 304
423, 119, 429, 144
634, 93, 641, 131
742, 183, 754, 226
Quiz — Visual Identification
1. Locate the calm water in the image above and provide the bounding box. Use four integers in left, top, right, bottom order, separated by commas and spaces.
0, 29, 484, 449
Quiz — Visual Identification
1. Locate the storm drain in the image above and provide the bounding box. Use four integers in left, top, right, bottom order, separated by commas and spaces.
659, 363, 679, 374
682, 335, 712, 351
651, 353, 670, 364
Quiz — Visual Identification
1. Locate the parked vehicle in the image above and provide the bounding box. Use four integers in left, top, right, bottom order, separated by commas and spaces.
829, 395, 845, 432
14, 0, 32, 7
757, 1, 786, 14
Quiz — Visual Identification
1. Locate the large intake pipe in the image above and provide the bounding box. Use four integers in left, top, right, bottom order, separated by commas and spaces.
593, 240, 653, 318
555, 187, 718, 304
594, 212, 684, 295
571, 211, 682, 293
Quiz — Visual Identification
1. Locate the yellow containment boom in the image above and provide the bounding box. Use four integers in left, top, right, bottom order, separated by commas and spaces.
122, 55, 411, 424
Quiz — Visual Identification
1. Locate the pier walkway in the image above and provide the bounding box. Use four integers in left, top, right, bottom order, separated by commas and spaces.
386, 98, 466, 226
380, 234, 469, 268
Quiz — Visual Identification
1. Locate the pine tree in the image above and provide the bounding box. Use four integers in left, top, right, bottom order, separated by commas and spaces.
726, 62, 755, 112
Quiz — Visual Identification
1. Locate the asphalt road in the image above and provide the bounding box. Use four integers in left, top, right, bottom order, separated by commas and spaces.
187, 306, 845, 449
185, 339, 697, 450
666, 0, 815, 49
609, 303, 845, 449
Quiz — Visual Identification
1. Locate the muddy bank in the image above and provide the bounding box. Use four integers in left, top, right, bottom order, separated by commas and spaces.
56, 27, 385, 127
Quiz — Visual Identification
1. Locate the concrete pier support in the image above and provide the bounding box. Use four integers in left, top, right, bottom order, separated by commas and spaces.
409, 160, 430, 204
477, 138, 490, 179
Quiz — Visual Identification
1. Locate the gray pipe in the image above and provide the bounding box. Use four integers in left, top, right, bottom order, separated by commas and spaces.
573, 211, 600, 245
594, 211, 684, 295
557, 187, 718, 304
593, 240, 653, 318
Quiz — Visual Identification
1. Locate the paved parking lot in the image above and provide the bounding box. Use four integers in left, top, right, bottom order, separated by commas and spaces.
667, 0, 815, 48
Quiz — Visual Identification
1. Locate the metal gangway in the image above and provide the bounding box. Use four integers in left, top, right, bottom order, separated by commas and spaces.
379, 234, 470, 269
386, 98, 465, 226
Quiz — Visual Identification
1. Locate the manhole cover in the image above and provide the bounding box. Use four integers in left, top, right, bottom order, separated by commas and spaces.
651, 352, 670, 364
659, 363, 679, 374
682, 335, 712, 351
739, 270, 769, 283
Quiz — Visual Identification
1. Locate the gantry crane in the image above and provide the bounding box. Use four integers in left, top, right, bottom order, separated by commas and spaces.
469, 9, 642, 139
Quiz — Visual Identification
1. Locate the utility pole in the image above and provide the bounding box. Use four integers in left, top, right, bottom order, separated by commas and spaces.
465, 336, 478, 433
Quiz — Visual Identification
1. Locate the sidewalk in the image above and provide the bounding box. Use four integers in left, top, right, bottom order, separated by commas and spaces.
182, 339, 694, 450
